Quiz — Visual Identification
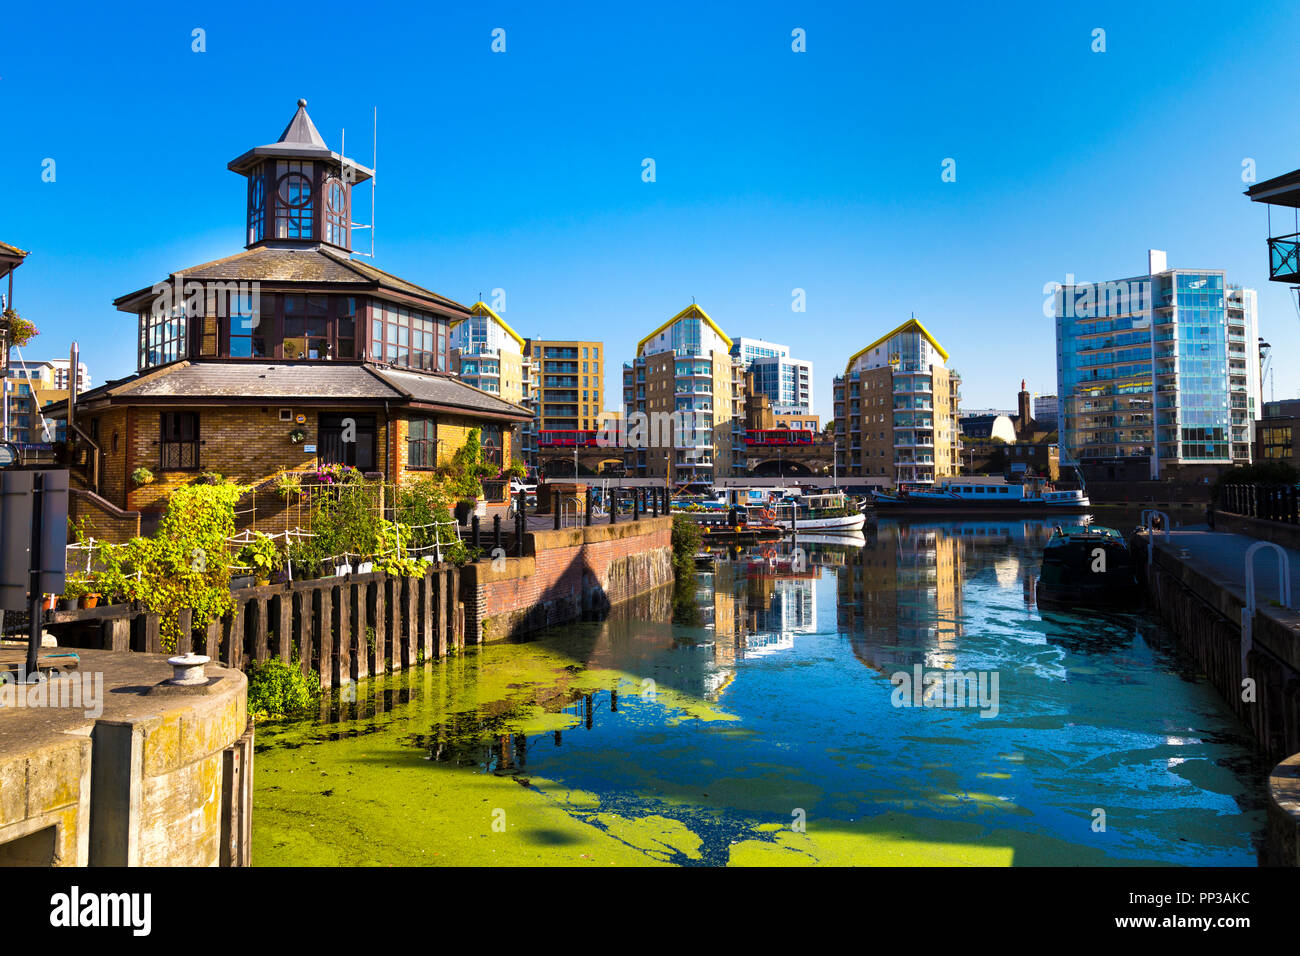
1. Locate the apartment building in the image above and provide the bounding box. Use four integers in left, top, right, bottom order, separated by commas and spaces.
832, 318, 962, 485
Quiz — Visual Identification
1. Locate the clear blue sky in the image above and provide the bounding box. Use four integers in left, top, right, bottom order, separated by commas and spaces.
3, 0, 1299, 414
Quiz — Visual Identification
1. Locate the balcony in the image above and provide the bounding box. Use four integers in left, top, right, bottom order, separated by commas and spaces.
1269, 233, 1300, 282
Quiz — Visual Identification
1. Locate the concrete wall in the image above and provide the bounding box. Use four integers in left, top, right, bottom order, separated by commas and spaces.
461, 517, 673, 642
0, 650, 248, 867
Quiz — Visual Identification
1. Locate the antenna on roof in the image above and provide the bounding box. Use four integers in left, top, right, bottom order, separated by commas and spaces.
345, 107, 378, 260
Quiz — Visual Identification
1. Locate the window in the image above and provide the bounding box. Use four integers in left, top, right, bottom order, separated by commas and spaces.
324, 177, 348, 248
480, 424, 503, 467
248, 166, 266, 244
160, 412, 200, 470
228, 292, 266, 357
369, 304, 448, 371
282, 294, 329, 359
407, 417, 437, 469
274, 161, 314, 239
138, 309, 187, 370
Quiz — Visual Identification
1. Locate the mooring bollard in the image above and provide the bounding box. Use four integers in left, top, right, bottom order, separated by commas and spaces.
553, 497, 561, 529
167, 653, 210, 686
585, 487, 593, 526
610, 491, 618, 525
664, 487, 671, 514
652, 487, 660, 517
471, 514, 481, 551
493, 513, 502, 551
516, 511, 526, 557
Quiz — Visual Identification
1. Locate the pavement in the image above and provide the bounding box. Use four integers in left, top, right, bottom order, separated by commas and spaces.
1153, 529, 1300, 608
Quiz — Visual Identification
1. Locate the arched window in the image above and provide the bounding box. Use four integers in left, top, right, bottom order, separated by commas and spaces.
274, 161, 314, 239
324, 177, 348, 248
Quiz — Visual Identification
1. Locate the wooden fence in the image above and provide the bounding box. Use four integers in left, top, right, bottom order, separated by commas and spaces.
43, 565, 464, 690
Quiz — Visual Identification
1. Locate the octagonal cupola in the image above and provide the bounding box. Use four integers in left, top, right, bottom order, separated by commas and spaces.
227, 99, 373, 252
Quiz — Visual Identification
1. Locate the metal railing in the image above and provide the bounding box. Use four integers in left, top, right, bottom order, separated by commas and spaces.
1218, 484, 1300, 525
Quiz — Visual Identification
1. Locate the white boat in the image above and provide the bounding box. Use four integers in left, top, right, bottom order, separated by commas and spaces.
873, 477, 1089, 514
758, 492, 868, 533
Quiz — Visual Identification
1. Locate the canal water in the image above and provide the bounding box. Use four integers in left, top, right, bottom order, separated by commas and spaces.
253, 514, 1266, 866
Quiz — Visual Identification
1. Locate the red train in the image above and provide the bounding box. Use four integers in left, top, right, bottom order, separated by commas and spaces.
745, 429, 815, 446
537, 429, 601, 447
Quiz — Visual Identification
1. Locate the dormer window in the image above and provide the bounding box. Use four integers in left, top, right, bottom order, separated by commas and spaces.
274, 161, 314, 239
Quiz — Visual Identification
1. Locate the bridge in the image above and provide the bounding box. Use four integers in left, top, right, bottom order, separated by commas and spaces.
739, 429, 836, 477
533, 430, 626, 478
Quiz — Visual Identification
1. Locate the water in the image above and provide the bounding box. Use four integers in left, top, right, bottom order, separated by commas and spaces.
253, 514, 1266, 866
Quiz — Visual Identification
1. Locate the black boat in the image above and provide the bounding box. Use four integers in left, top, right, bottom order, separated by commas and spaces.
1037, 524, 1139, 607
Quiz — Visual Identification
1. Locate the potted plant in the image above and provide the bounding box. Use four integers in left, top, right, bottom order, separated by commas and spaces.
237, 532, 282, 586
288, 428, 306, 444
131, 466, 155, 487
60, 574, 89, 611
0, 307, 39, 347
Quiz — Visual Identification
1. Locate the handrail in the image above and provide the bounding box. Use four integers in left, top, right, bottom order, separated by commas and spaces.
1241, 541, 1293, 680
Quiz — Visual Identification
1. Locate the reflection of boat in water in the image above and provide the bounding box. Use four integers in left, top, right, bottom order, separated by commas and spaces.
788, 530, 866, 548
874, 477, 1090, 514
1037, 524, 1139, 607
690, 507, 783, 543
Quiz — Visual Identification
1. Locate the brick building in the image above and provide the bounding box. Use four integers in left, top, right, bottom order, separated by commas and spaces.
51, 101, 529, 533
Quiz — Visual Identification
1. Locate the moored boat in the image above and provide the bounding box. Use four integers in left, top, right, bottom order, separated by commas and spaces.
873, 476, 1089, 514
1036, 524, 1138, 607
759, 492, 867, 533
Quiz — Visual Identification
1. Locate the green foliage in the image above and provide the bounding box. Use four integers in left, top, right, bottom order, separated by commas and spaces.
310, 476, 384, 561
237, 532, 282, 581
247, 657, 318, 719
446, 428, 486, 500
394, 476, 461, 560
502, 461, 528, 480
275, 472, 303, 501
92, 538, 139, 604
671, 514, 702, 577
61, 573, 91, 601
131, 480, 248, 651
131, 466, 155, 486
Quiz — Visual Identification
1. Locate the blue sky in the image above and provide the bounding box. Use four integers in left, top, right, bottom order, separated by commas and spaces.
3, 0, 1298, 414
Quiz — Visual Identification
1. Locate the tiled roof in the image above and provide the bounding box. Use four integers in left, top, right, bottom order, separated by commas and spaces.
112, 245, 469, 314
0, 241, 29, 259
370, 366, 531, 418
53, 360, 530, 421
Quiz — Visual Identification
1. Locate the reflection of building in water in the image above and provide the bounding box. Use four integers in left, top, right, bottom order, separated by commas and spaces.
711, 558, 816, 665
837, 522, 964, 673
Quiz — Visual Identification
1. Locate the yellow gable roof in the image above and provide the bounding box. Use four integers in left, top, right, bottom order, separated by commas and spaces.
636, 304, 733, 357
451, 301, 526, 350
843, 318, 949, 376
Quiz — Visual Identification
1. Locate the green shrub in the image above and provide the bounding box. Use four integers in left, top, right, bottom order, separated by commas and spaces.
671, 514, 702, 577
247, 657, 318, 719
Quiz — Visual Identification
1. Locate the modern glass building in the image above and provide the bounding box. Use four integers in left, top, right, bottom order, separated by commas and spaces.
1055, 252, 1260, 477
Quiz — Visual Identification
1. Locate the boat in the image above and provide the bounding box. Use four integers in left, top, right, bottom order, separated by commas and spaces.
1036, 524, 1139, 607
872, 476, 1089, 514
758, 492, 867, 533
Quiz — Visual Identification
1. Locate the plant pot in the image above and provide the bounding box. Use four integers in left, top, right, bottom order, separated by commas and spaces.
79, 593, 101, 609
41, 595, 56, 612
230, 575, 254, 589
454, 500, 474, 524
57, 598, 76, 611
271, 569, 291, 585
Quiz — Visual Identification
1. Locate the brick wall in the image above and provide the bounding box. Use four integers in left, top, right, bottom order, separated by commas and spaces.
461, 517, 673, 642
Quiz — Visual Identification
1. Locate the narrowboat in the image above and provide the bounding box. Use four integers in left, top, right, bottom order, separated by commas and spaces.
872, 477, 1089, 514
1036, 524, 1139, 607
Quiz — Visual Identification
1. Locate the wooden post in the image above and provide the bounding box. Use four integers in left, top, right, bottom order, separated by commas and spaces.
448, 567, 462, 649
404, 576, 418, 667
103, 617, 129, 652
349, 581, 367, 682
250, 598, 268, 664
294, 591, 310, 677
419, 571, 433, 662
143, 613, 162, 655
373, 578, 387, 676
317, 587, 333, 690
333, 584, 351, 687
276, 593, 292, 663
434, 567, 448, 659
222, 603, 244, 670
206, 620, 221, 660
